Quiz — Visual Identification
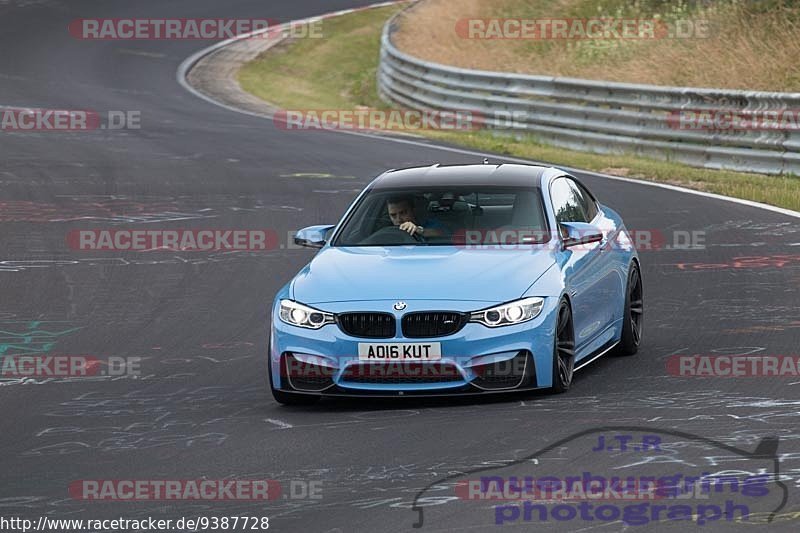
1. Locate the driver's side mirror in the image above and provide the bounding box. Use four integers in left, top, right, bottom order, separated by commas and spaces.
294, 225, 335, 249
560, 222, 603, 250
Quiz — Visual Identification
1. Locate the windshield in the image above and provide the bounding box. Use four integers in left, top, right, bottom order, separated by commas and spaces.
333, 186, 550, 246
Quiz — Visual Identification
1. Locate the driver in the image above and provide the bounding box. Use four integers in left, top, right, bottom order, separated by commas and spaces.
386, 196, 446, 238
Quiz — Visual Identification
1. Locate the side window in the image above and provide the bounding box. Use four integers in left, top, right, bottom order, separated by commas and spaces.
570, 180, 598, 221
550, 178, 588, 224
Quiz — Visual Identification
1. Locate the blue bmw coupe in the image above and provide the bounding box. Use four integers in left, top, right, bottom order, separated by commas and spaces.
269, 164, 642, 404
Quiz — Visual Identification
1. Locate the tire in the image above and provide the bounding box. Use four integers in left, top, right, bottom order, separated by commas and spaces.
268, 350, 320, 406
615, 262, 643, 356
549, 299, 575, 394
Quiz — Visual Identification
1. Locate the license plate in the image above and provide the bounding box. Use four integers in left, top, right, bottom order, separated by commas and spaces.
358, 342, 442, 361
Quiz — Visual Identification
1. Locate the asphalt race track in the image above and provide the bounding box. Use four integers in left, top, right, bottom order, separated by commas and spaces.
1, 1, 799, 531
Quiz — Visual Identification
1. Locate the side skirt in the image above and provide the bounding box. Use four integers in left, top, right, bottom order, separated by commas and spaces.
574, 341, 620, 372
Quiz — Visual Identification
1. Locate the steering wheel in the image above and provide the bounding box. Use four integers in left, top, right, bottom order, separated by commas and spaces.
361, 225, 424, 245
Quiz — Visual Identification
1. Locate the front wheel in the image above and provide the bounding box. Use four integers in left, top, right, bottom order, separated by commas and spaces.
549, 300, 575, 394
615, 262, 643, 356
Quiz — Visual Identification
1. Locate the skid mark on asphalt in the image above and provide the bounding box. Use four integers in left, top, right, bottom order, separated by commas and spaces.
279, 172, 356, 179
264, 418, 293, 429
701, 220, 800, 236
16, 382, 270, 455
116, 48, 167, 59
0, 320, 81, 354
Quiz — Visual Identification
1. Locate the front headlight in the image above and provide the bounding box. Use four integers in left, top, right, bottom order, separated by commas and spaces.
469, 297, 544, 327
279, 300, 335, 329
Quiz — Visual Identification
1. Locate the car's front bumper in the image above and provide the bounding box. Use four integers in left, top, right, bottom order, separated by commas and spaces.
269, 298, 559, 397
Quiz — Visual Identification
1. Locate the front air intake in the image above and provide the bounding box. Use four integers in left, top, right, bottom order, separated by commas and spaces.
337, 312, 396, 338
401, 312, 466, 338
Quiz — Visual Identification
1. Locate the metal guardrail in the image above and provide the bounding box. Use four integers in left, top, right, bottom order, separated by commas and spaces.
377, 12, 800, 175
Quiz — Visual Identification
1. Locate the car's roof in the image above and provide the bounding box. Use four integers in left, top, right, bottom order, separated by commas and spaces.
370, 163, 554, 189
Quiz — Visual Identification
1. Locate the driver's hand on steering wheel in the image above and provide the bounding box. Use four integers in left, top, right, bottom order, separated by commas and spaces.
399, 221, 422, 236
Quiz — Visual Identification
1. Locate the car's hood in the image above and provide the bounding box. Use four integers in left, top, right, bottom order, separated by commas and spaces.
291, 246, 556, 304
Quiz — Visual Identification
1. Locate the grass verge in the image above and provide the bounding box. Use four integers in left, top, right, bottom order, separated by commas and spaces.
393, 0, 800, 92
237, 4, 800, 212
